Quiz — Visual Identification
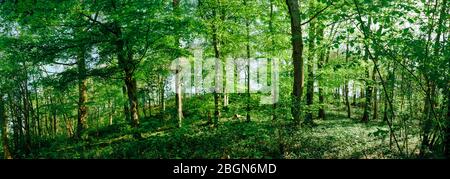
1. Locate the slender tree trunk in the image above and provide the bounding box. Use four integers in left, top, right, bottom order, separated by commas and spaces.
122, 85, 131, 123
173, 0, 184, 128
345, 83, 351, 118
109, 99, 114, 125
159, 75, 165, 120
445, 81, 450, 158
148, 91, 152, 117
76, 47, 88, 138
352, 83, 356, 106
21, 79, 31, 155
383, 65, 391, 124
113, 22, 140, 129
373, 80, 378, 120
8, 93, 19, 155
126, 78, 139, 128
362, 63, 373, 122
48, 94, 57, 136
245, 0, 251, 123
286, 0, 304, 123
1, 94, 13, 159
34, 81, 41, 137
175, 69, 183, 127
52, 97, 57, 136
212, 4, 221, 126
305, 0, 316, 125
344, 34, 351, 119
142, 94, 147, 118
269, 0, 278, 121
420, 79, 433, 156
317, 24, 326, 119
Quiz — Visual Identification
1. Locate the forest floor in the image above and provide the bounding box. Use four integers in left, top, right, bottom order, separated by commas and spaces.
31, 104, 421, 159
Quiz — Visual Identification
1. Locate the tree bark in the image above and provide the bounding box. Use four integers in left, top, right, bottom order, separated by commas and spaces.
269, 0, 277, 121
115, 25, 140, 128
317, 24, 326, 119
8, 93, 20, 155
109, 99, 114, 125
33, 79, 41, 137
373, 79, 378, 120
305, 0, 316, 125
344, 34, 351, 119
245, 0, 251, 123
361, 61, 373, 122
159, 74, 165, 120
76, 47, 88, 138
345, 83, 351, 118
175, 69, 183, 127
142, 93, 147, 118
212, 3, 221, 126
173, 0, 183, 128
21, 78, 31, 154
1, 94, 13, 159
122, 85, 131, 123
445, 81, 450, 158
286, 0, 305, 123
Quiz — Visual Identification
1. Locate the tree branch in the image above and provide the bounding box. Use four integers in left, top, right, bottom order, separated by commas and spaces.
80, 13, 117, 35
301, 3, 334, 26
53, 61, 77, 66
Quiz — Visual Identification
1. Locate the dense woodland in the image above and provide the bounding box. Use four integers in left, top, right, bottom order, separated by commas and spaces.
0, 0, 448, 159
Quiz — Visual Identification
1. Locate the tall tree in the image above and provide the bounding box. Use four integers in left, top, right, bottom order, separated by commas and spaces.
173, 0, 184, 128
244, 0, 251, 123
344, 33, 351, 119
1, 94, 13, 159
211, 0, 221, 126
76, 46, 88, 138
286, 0, 304, 123
305, 0, 316, 125
316, 24, 326, 119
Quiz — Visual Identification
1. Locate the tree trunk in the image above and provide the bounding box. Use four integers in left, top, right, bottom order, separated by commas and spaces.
1, 94, 13, 159
175, 69, 183, 127
420, 80, 433, 156
445, 81, 450, 158
76, 47, 88, 138
344, 34, 351, 119
122, 85, 131, 123
115, 27, 140, 128
53, 106, 57, 136
126, 78, 140, 128
173, 0, 183, 128
212, 4, 221, 126
109, 99, 114, 125
373, 81, 378, 120
21, 79, 31, 155
33, 80, 41, 137
383, 70, 389, 123
352, 83, 356, 106
305, 0, 316, 125
345, 83, 351, 119
362, 63, 372, 122
286, 0, 304, 123
159, 75, 165, 120
49, 95, 57, 136
317, 24, 326, 119
269, 0, 277, 121
245, 0, 251, 123
9, 93, 19, 155
142, 94, 147, 118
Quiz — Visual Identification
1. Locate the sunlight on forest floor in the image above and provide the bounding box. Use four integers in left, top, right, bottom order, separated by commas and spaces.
33, 108, 421, 159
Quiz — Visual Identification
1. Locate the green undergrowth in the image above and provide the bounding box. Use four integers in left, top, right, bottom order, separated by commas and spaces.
32, 108, 421, 159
